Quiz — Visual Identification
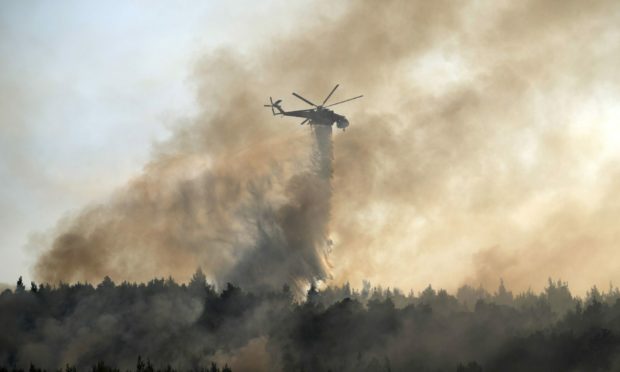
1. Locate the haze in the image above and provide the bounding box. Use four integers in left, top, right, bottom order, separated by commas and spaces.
2, 0, 620, 295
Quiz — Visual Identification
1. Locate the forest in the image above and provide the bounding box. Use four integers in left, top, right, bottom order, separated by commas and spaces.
2, 271, 620, 372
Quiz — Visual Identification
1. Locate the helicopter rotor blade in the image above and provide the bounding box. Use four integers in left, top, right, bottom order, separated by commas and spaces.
321, 84, 339, 106
292, 92, 318, 107
300, 118, 310, 125
326, 95, 363, 108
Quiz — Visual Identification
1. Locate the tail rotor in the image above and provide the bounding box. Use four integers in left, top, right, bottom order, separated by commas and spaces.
263, 97, 275, 115
264, 97, 283, 116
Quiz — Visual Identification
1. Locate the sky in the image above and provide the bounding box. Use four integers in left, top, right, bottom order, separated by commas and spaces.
2, 0, 620, 296
0, 0, 314, 284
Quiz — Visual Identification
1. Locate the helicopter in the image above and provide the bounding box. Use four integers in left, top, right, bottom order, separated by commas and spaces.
264, 84, 362, 131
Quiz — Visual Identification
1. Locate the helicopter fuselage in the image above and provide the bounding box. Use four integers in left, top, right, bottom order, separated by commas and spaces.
280, 107, 349, 129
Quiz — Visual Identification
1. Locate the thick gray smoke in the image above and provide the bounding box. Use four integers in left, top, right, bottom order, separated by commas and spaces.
224, 125, 333, 291
32, 0, 620, 296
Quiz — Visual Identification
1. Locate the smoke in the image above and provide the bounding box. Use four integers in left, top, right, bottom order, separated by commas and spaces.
32, 0, 620, 295
35, 120, 331, 292
223, 125, 334, 291
34, 49, 336, 292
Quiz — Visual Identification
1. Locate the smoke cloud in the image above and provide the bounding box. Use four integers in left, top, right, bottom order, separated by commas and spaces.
33, 0, 620, 295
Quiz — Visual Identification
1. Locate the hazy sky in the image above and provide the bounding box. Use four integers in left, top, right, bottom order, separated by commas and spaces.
2, 1, 620, 295
0, 0, 312, 284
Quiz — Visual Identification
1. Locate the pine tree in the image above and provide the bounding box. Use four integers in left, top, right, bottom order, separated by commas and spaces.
16, 276, 25, 293
188, 268, 208, 294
